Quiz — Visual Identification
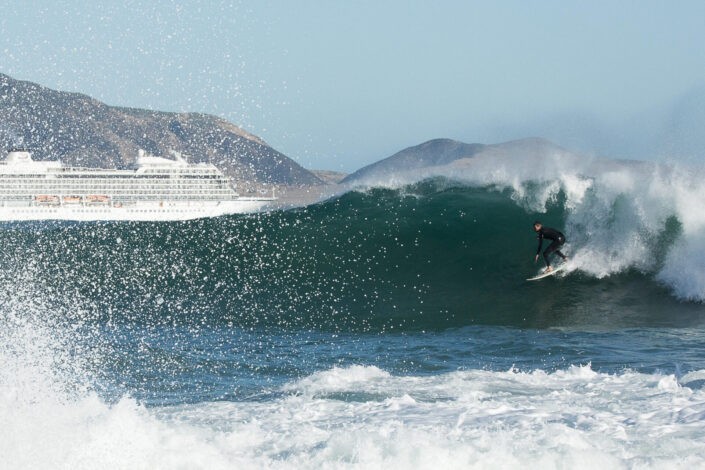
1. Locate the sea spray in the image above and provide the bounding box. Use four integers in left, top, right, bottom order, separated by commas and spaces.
1, 150, 705, 468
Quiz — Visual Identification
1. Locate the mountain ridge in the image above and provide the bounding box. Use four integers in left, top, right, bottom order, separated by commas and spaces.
0, 73, 322, 186
341, 137, 577, 184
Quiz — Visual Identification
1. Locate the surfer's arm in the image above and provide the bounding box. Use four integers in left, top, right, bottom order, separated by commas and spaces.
536, 234, 543, 255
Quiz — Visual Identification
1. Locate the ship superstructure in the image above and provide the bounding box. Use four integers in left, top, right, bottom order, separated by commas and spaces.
0, 149, 274, 221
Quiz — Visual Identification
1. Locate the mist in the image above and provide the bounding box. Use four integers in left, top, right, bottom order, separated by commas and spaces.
475, 83, 705, 167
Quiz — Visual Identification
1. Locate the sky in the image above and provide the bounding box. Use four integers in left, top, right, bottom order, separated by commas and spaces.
1, 0, 705, 172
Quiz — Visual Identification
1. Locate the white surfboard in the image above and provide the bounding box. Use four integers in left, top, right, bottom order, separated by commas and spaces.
527, 264, 566, 281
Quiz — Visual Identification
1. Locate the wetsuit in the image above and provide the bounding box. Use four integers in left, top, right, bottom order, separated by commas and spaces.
536, 227, 567, 267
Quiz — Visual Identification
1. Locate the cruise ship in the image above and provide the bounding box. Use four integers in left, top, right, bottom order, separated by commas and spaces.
0, 149, 275, 221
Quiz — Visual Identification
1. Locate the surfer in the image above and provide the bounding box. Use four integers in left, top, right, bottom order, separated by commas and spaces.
533, 221, 568, 274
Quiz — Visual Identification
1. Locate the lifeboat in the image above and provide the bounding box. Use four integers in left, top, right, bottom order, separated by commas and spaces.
86, 195, 110, 204
62, 195, 82, 204
35, 195, 60, 204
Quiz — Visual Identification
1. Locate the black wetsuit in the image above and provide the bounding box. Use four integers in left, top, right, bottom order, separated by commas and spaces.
536, 227, 567, 267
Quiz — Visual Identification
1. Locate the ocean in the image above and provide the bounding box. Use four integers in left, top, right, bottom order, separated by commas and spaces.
2, 151, 705, 468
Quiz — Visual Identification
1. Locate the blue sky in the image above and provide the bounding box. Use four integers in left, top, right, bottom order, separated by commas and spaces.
2, 0, 705, 171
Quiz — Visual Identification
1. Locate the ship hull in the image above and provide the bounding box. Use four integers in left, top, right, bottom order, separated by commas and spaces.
0, 199, 272, 221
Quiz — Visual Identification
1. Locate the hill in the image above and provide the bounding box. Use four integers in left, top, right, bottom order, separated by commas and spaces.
310, 170, 348, 185
0, 73, 322, 186
341, 137, 576, 185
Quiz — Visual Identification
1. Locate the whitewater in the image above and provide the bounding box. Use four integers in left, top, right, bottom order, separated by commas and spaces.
2, 145, 705, 469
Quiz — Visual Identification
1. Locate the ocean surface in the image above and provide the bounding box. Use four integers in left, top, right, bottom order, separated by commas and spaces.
2, 152, 705, 468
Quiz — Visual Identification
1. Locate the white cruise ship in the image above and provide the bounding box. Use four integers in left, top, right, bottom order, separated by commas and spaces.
0, 149, 275, 221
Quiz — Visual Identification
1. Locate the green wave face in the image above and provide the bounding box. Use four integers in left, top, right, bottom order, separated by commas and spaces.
1, 179, 702, 331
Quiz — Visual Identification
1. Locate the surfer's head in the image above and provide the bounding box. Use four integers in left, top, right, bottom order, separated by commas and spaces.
533, 221, 542, 232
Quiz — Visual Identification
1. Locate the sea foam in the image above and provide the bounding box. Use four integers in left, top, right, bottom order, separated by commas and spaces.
4, 360, 705, 469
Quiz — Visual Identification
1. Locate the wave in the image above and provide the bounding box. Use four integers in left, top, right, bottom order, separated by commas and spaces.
343, 142, 705, 290
3, 148, 705, 330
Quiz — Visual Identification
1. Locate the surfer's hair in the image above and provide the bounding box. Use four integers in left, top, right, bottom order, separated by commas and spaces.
533, 221, 542, 226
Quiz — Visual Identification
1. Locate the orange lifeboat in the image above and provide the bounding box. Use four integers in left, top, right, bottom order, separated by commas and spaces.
62, 195, 82, 204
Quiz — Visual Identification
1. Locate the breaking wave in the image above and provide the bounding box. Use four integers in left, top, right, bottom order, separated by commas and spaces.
3, 147, 705, 331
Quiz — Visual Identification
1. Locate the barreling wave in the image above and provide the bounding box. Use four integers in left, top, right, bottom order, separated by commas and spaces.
2, 148, 705, 331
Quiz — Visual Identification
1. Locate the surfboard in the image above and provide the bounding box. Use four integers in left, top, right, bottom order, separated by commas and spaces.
526, 264, 566, 281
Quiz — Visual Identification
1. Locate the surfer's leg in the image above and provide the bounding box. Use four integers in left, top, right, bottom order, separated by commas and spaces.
543, 240, 561, 267
556, 236, 567, 261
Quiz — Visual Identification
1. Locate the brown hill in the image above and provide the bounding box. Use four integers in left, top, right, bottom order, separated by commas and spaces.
0, 73, 321, 185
